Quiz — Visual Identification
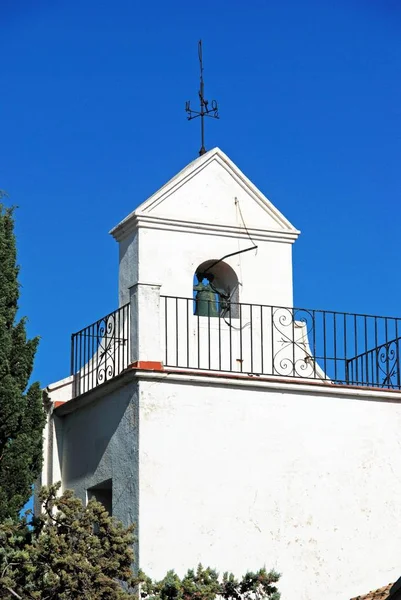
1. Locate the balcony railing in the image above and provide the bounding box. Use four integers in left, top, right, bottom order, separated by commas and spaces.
161, 296, 401, 390
69, 297, 401, 396
71, 303, 130, 396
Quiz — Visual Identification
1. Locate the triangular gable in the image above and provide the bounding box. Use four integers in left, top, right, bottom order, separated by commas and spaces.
111, 148, 299, 241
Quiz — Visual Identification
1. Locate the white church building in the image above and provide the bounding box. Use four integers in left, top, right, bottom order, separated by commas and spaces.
41, 148, 401, 600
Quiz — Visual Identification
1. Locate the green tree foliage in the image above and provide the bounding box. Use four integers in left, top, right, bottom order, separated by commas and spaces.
0, 484, 136, 599
139, 564, 280, 600
0, 203, 46, 520
0, 485, 280, 600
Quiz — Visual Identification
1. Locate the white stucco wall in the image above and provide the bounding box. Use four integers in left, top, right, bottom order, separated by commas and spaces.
119, 229, 138, 306
137, 375, 401, 600
137, 226, 294, 307
140, 157, 292, 232
57, 380, 140, 529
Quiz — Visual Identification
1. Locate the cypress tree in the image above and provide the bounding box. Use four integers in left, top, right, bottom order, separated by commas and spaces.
0, 201, 45, 520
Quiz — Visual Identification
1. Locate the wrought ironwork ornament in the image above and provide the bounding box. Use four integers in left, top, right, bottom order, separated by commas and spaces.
185, 40, 219, 156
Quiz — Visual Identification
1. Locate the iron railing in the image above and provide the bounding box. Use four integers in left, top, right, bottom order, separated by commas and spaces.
71, 304, 130, 396
161, 296, 401, 390
69, 297, 401, 395
346, 336, 401, 389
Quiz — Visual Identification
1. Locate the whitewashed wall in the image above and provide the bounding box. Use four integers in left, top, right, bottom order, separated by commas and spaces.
137, 376, 401, 600
137, 226, 294, 307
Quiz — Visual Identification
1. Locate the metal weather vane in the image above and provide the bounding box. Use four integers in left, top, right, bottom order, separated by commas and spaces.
185, 40, 219, 156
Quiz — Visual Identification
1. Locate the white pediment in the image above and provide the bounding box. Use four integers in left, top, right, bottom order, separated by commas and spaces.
111, 148, 300, 243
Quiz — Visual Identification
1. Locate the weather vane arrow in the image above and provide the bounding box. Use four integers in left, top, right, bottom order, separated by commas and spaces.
185, 40, 219, 157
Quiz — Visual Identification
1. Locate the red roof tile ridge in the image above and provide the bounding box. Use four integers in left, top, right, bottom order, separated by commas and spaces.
350, 583, 393, 600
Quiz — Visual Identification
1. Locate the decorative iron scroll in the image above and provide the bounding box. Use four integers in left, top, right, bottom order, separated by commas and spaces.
272, 307, 316, 378
377, 338, 400, 388
97, 313, 118, 385
346, 336, 401, 389
71, 304, 129, 396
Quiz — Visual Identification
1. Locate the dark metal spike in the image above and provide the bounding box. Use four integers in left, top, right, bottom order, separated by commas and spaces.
185, 40, 219, 156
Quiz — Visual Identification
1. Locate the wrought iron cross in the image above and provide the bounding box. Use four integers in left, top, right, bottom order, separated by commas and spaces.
185, 40, 219, 156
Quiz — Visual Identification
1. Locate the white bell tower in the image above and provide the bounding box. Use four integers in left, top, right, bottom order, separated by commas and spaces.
112, 148, 299, 306
110, 148, 300, 371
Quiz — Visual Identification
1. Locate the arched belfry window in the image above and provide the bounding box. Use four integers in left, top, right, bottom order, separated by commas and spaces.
193, 260, 240, 318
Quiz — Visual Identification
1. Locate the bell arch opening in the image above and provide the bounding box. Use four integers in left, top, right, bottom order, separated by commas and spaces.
193, 260, 240, 318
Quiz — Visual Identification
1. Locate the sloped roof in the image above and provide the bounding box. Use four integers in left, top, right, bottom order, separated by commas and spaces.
110, 147, 299, 242
350, 583, 393, 600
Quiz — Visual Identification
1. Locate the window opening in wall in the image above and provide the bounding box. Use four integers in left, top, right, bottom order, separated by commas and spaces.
87, 479, 112, 516
193, 260, 240, 318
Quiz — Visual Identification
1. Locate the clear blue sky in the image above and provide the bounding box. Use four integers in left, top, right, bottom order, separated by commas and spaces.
1, 0, 400, 387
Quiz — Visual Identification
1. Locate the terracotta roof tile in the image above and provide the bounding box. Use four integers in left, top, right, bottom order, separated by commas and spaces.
350, 583, 393, 600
